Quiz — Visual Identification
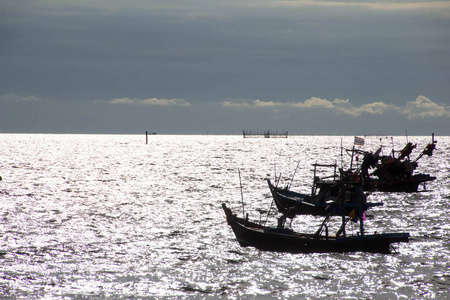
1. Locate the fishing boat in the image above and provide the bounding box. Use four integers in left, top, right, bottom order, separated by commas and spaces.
224, 169, 409, 254
267, 163, 383, 216
222, 203, 409, 254
358, 134, 437, 192
268, 178, 383, 216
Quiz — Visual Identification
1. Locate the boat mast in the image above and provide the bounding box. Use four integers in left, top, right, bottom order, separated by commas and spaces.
311, 163, 317, 195
391, 137, 395, 158
341, 192, 346, 237
289, 161, 301, 189
357, 176, 364, 236
238, 168, 245, 218
349, 146, 355, 171
339, 178, 347, 237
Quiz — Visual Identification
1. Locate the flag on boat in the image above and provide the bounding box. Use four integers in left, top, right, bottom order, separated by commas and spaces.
354, 136, 365, 146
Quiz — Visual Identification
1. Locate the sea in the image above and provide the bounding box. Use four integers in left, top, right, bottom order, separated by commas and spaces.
0, 134, 449, 299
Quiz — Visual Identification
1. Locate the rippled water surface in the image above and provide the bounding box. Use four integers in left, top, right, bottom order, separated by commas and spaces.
1, 134, 449, 299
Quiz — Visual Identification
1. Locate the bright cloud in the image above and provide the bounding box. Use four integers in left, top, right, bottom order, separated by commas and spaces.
401, 95, 449, 119
335, 101, 399, 117
223, 95, 449, 119
254, 99, 285, 107
109, 97, 191, 106
291, 97, 335, 108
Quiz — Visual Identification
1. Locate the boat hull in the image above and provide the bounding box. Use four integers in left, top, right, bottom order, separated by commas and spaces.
223, 204, 409, 254
364, 174, 436, 192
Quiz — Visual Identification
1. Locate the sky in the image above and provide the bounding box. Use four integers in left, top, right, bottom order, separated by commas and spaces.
1, 0, 449, 135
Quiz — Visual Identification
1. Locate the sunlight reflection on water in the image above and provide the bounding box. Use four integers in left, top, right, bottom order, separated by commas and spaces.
0, 134, 449, 298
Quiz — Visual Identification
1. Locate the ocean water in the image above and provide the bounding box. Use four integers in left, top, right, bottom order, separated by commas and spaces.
0, 134, 449, 299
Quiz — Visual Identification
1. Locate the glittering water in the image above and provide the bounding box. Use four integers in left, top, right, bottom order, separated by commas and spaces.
0, 134, 449, 299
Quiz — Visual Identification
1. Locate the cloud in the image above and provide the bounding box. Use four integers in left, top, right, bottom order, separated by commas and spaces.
0, 93, 42, 103
292, 98, 398, 116
223, 97, 337, 108
109, 98, 134, 104
109, 97, 191, 106
401, 95, 449, 119
223, 95, 449, 119
253, 99, 285, 107
222, 98, 284, 107
334, 101, 399, 117
223, 97, 393, 116
271, 1, 450, 11
290, 97, 335, 108
222, 99, 251, 107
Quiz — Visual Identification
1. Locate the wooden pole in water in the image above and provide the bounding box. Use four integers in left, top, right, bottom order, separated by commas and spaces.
146, 131, 148, 144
